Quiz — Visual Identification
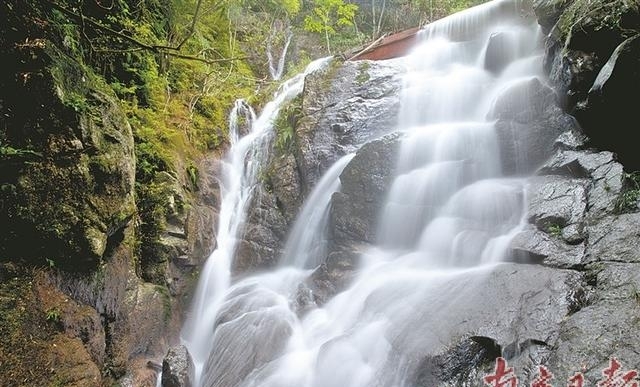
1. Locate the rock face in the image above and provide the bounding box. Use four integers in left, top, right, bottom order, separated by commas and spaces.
162, 345, 195, 387
0, 41, 136, 270
295, 59, 404, 190
233, 59, 404, 274
0, 2, 218, 385
535, 0, 640, 168
310, 133, 402, 303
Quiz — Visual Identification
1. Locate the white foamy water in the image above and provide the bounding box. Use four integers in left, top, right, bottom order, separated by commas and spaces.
184, 0, 547, 386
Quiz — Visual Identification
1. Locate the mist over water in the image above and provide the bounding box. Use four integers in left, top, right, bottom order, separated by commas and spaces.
183, 0, 548, 385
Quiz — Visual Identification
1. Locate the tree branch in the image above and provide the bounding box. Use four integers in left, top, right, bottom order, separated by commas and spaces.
46, 0, 245, 64
174, 0, 203, 50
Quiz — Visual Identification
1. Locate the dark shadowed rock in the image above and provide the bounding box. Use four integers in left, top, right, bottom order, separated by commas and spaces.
268, 153, 303, 223
233, 187, 289, 274
539, 0, 639, 111
575, 35, 640, 170
331, 132, 402, 245
488, 77, 578, 174
533, 0, 570, 33
162, 345, 195, 387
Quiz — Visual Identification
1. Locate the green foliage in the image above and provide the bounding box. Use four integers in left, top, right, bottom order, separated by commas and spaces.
547, 223, 564, 238
45, 308, 61, 323
273, 95, 303, 153
0, 146, 42, 160
356, 61, 371, 85
304, 0, 359, 54
357, 0, 490, 39
614, 172, 640, 214
240, 0, 302, 16
186, 162, 199, 189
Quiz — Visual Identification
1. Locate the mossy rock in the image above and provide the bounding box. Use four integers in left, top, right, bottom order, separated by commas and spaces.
0, 38, 136, 270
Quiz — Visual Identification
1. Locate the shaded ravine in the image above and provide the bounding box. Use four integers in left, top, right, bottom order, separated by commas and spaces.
185, 0, 572, 386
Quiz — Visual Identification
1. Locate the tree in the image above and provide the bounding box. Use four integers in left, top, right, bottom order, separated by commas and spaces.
303, 0, 358, 54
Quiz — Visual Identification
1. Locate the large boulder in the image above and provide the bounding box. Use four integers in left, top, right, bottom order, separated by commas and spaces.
309, 133, 402, 304
538, 150, 625, 218
403, 263, 580, 386
546, 262, 640, 384
526, 175, 589, 242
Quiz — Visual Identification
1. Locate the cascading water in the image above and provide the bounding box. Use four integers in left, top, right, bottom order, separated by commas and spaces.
280, 153, 355, 269
267, 26, 293, 81
186, 0, 550, 386
181, 57, 332, 386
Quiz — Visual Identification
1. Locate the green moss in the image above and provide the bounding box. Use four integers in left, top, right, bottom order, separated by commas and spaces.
614, 172, 640, 214
355, 61, 371, 85
274, 94, 304, 154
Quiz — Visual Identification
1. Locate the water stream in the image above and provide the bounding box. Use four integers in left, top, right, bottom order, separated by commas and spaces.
184, 0, 547, 385
181, 57, 332, 385
267, 26, 293, 81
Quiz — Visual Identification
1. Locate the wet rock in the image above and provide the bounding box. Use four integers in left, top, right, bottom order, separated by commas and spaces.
539, 150, 625, 218
296, 59, 404, 190
533, 0, 570, 33
161, 345, 195, 387
510, 226, 586, 268
553, 128, 588, 151
546, 265, 640, 385
586, 214, 640, 264
542, 0, 639, 107
233, 189, 288, 274
488, 77, 578, 175
407, 263, 579, 386
268, 153, 303, 223
526, 176, 589, 243
331, 132, 402, 245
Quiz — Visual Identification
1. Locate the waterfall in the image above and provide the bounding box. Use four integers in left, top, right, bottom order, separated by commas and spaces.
181, 57, 332, 386
267, 26, 293, 81
228, 99, 257, 144
186, 0, 549, 386
280, 153, 355, 269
